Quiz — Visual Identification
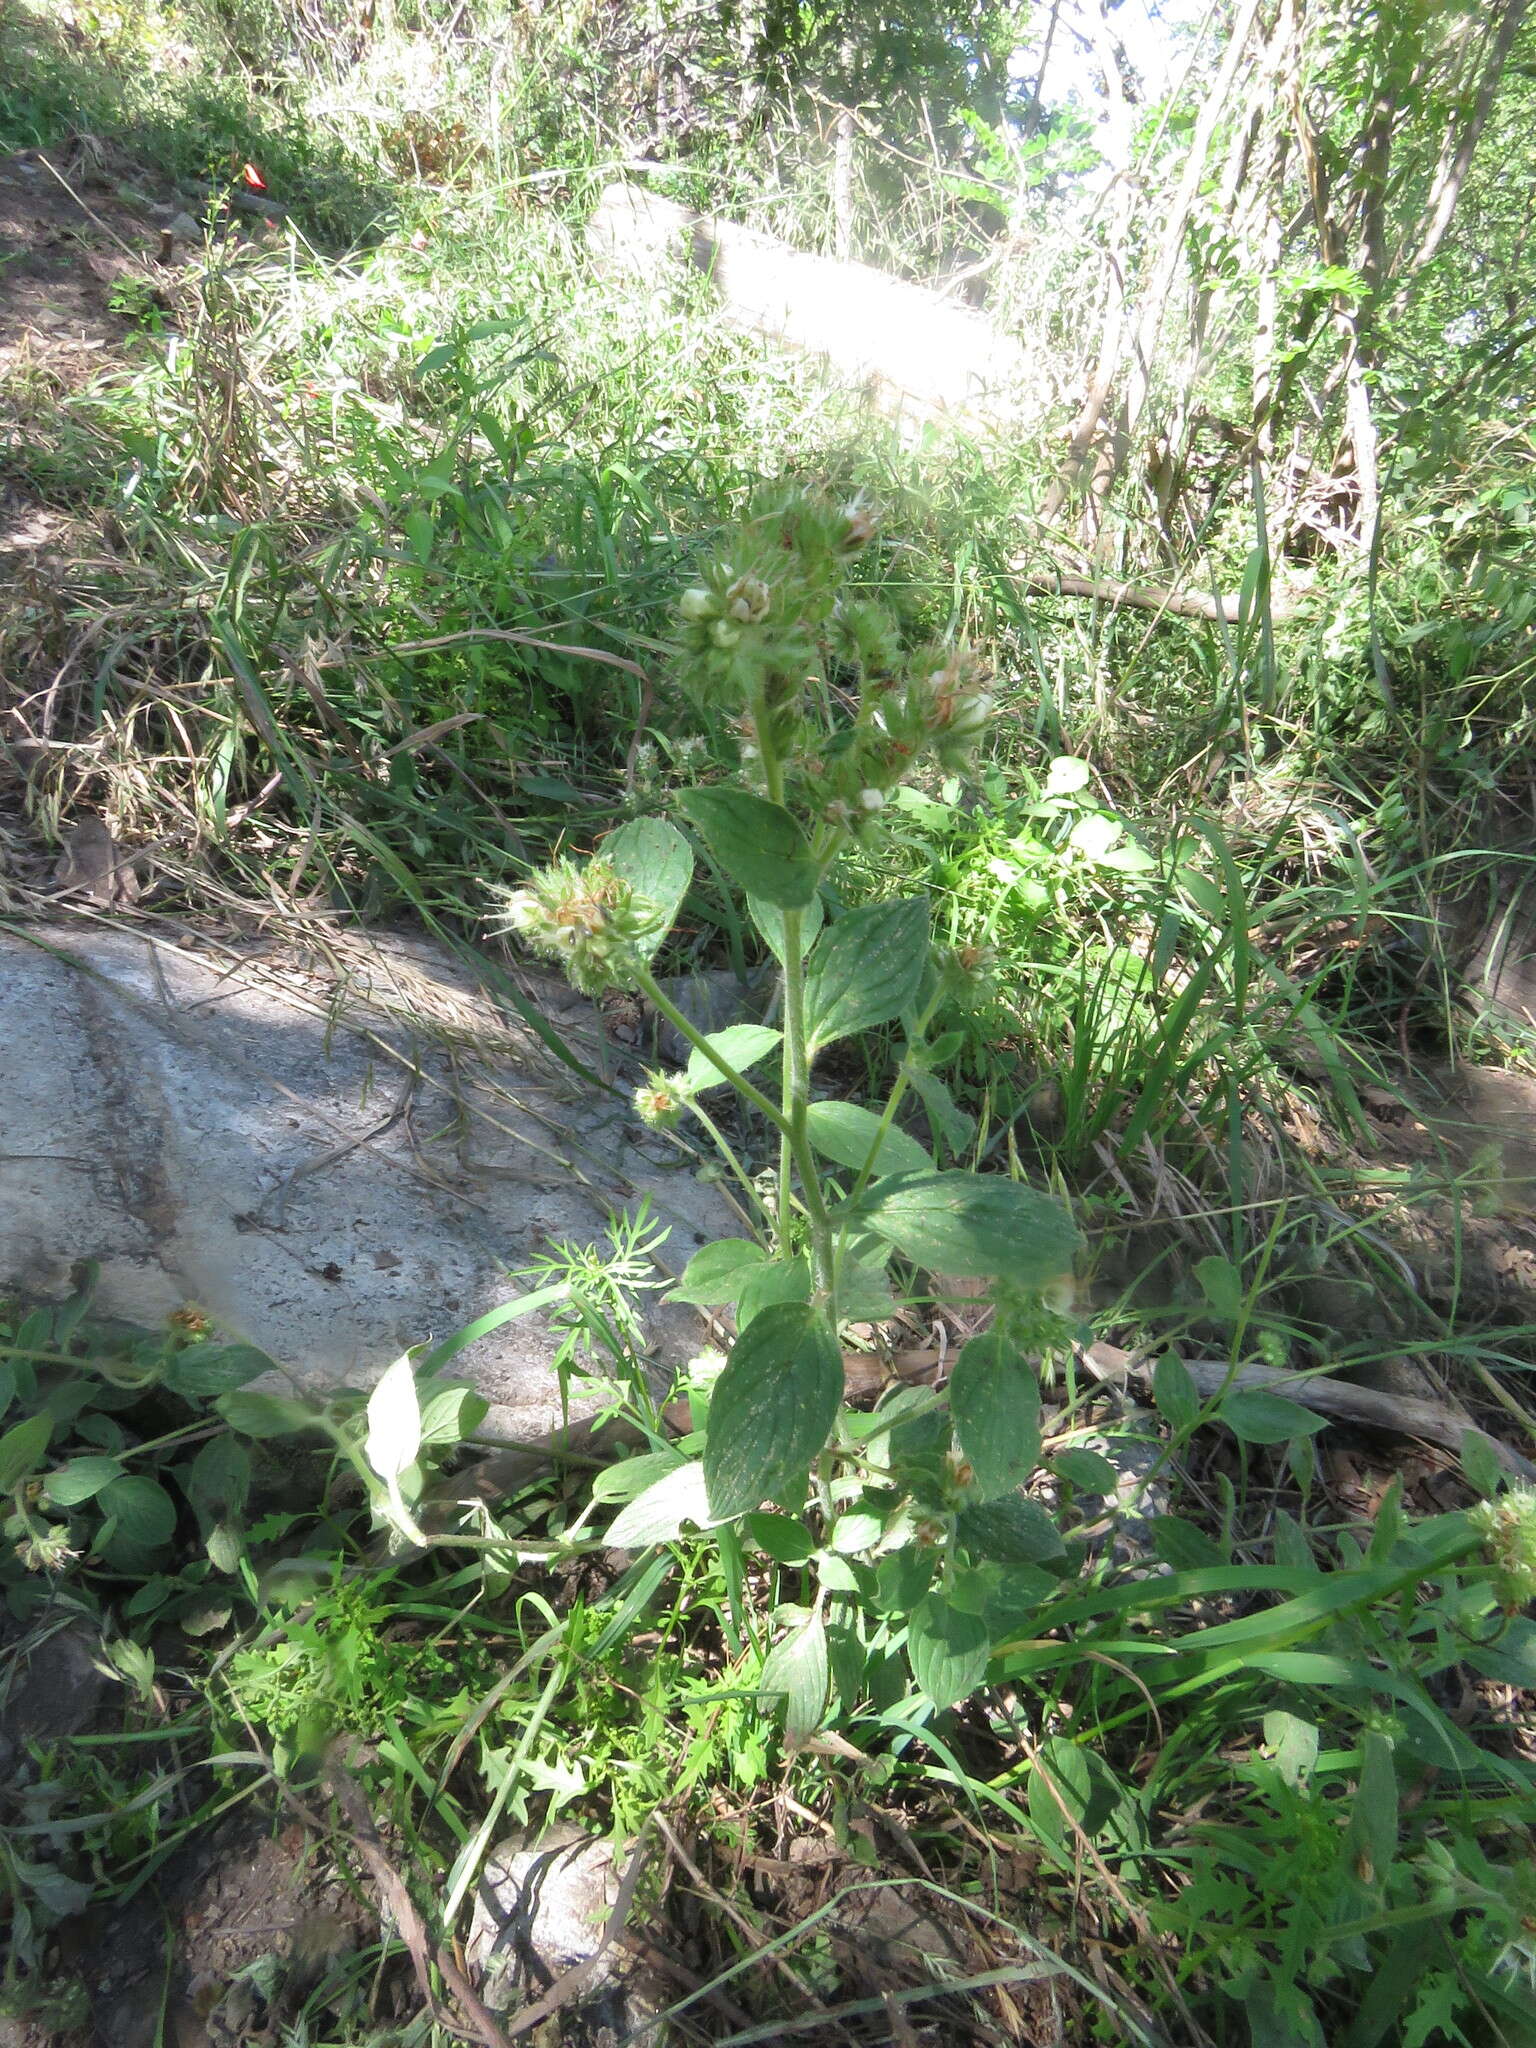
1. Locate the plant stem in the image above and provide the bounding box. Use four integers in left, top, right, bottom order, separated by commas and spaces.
776, 905, 834, 1297
632, 966, 788, 1134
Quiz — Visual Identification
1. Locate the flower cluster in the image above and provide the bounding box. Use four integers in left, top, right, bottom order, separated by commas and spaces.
1471, 1488, 1536, 1613
490, 858, 659, 997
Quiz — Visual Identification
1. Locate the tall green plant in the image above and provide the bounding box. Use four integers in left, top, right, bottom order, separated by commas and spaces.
490, 486, 1081, 1719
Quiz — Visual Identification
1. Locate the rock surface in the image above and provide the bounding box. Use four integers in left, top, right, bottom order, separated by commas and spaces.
0, 924, 730, 1438
587, 182, 1042, 429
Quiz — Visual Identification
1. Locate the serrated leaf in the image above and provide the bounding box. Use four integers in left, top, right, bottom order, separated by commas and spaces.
1220, 1388, 1329, 1444
678, 788, 819, 906
758, 1610, 828, 1746
908, 1595, 990, 1709
685, 1025, 782, 1092
704, 1304, 842, 1520
43, 1455, 124, 1508
949, 1333, 1041, 1499
608, 1461, 718, 1546
955, 1493, 1065, 1566
216, 1391, 318, 1438
749, 891, 823, 963
162, 1342, 276, 1398
602, 816, 693, 961
365, 1354, 422, 1482
851, 1170, 1081, 1281
804, 898, 930, 1053
805, 1101, 931, 1180
0, 1412, 53, 1491
99, 1475, 178, 1549
1152, 1351, 1200, 1431
670, 1238, 767, 1307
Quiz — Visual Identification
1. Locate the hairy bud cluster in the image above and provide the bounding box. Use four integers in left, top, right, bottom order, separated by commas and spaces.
490, 858, 657, 996
1471, 1488, 1536, 1613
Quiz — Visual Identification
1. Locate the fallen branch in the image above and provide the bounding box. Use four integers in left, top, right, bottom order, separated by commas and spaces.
1082, 1339, 1536, 1483
1014, 567, 1297, 625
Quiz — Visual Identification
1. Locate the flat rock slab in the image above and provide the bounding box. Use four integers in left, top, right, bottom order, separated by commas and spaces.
0, 924, 729, 1438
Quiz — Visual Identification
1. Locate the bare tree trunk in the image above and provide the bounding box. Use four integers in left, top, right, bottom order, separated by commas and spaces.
1041, 0, 1263, 530
1408, 0, 1531, 274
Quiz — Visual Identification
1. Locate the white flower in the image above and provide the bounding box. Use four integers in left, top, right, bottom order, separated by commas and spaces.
857, 788, 886, 811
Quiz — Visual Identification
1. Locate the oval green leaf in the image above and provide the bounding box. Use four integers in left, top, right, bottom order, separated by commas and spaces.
804, 897, 930, 1053
100, 1474, 178, 1549
43, 1455, 125, 1508
949, 1333, 1042, 1499
703, 1303, 842, 1520
670, 1238, 767, 1308
908, 1594, 991, 1710
678, 788, 819, 907
759, 1610, 829, 1747
851, 1170, 1082, 1282
602, 815, 694, 961
0, 1412, 53, 1492
805, 1101, 932, 1180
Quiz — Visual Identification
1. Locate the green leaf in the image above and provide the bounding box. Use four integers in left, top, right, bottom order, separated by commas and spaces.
758, 1610, 828, 1747
1220, 1388, 1328, 1445
704, 1304, 842, 1520
746, 1512, 816, 1564
1195, 1254, 1245, 1321
42, 1455, 124, 1508
804, 898, 930, 1053
736, 1255, 811, 1329
850, 1170, 1081, 1282
1263, 1709, 1319, 1787
184, 1441, 252, 1523
1051, 1448, 1118, 1493
207, 1522, 244, 1573
1459, 1428, 1502, 1499
1028, 1735, 1094, 1851
949, 1333, 1041, 1499
670, 1239, 767, 1307
805, 1101, 931, 1180
908, 1594, 990, 1709
829, 1508, 883, 1554
902, 1063, 976, 1159
955, 1493, 1065, 1566
162, 1343, 275, 1398
1344, 1730, 1399, 1888
749, 891, 823, 964
365, 1354, 422, 1482
608, 1461, 718, 1547
99, 1474, 178, 1548
602, 816, 693, 961
417, 1380, 490, 1446
1152, 1351, 1200, 1432
685, 1025, 782, 1092
678, 788, 819, 907
590, 1448, 686, 1505
1150, 1517, 1226, 1571
0, 1412, 53, 1491
216, 1391, 319, 1438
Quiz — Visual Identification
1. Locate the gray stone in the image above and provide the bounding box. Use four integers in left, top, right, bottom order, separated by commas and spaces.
587, 183, 1042, 430
466, 1827, 664, 2041
0, 925, 730, 1440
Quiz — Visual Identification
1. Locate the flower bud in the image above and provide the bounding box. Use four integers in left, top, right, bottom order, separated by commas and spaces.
633, 1073, 687, 1130
857, 788, 886, 811
679, 586, 717, 622
711, 618, 742, 649
724, 575, 771, 624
